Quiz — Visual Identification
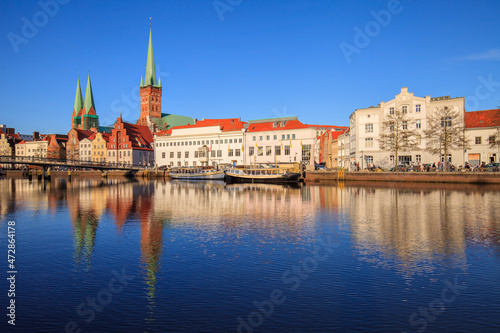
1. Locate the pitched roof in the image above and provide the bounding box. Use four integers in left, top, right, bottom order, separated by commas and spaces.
465, 109, 500, 128
83, 74, 96, 114
123, 122, 154, 149
246, 119, 309, 132
71, 129, 94, 141
171, 118, 246, 132
73, 78, 84, 115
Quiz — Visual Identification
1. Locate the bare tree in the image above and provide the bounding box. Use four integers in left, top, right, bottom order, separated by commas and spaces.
378, 109, 420, 170
424, 106, 469, 171
490, 127, 500, 160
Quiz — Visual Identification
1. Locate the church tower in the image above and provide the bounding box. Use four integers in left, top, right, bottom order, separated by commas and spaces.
72, 78, 84, 129
81, 74, 99, 130
137, 28, 162, 127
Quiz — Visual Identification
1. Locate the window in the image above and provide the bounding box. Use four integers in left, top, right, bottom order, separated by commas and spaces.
249, 147, 254, 156
266, 135, 270, 140
275, 145, 281, 155
489, 136, 496, 144
177, 152, 181, 158
266, 146, 272, 156
365, 124, 373, 133
225, 139, 228, 144
177, 161, 181, 166
211, 150, 216, 157
302, 144, 311, 162
365, 155, 374, 165
284, 145, 290, 155
170, 152, 174, 158
239, 139, 242, 143
273, 135, 277, 140
259, 136, 263, 141
252, 136, 256, 141
287, 134, 290, 140
389, 122, 395, 131
193, 161, 197, 167
229, 139, 233, 143
416, 155, 421, 164
416, 135, 421, 145
292, 134, 296, 139
185, 151, 189, 158
365, 138, 373, 148
402, 106, 408, 114
402, 121, 408, 130
235, 149, 241, 157
217, 150, 222, 157
441, 117, 452, 127
416, 119, 421, 129
215, 140, 219, 144
197, 141, 201, 145
282, 135, 285, 140
195, 151, 199, 158
389, 107, 394, 115
475, 137, 482, 144
390, 155, 395, 164
162, 152, 165, 159
257, 146, 263, 156
228, 149, 234, 157
416, 104, 421, 113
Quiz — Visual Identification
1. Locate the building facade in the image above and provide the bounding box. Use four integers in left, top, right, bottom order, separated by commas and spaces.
47, 134, 68, 160
154, 118, 247, 168
107, 117, 154, 166
79, 137, 92, 162
245, 117, 316, 166
464, 109, 500, 165
91, 132, 110, 163
67, 129, 94, 162
349, 87, 466, 169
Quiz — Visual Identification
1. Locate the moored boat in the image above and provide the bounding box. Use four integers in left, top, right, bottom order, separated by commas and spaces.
168, 167, 225, 180
225, 167, 301, 184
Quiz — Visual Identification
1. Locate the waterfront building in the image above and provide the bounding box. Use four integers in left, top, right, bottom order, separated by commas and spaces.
67, 129, 94, 162
349, 87, 466, 169
91, 132, 111, 163
318, 129, 345, 168
16, 133, 49, 159
309, 125, 347, 164
154, 118, 247, 168
136, 28, 194, 133
464, 109, 500, 165
245, 117, 316, 166
107, 116, 154, 166
72, 75, 99, 131
47, 134, 69, 160
337, 128, 351, 170
79, 137, 92, 162
0, 127, 22, 157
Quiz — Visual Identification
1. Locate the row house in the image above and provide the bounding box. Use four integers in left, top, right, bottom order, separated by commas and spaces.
464, 109, 500, 165
337, 128, 351, 170
246, 117, 316, 166
107, 117, 154, 166
79, 137, 92, 162
318, 129, 344, 168
91, 132, 111, 163
349, 87, 466, 169
67, 129, 95, 161
0, 127, 22, 157
47, 134, 68, 160
309, 125, 348, 164
154, 118, 247, 167
15, 133, 49, 159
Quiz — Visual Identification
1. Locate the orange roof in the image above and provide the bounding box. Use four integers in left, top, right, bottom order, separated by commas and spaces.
465, 109, 500, 128
307, 124, 349, 131
247, 119, 309, 132
172, 118, 246, 132
123, 122, 154, 149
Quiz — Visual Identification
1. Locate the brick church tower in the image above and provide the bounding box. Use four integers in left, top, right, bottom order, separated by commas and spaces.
137, 28, 162, 127
72, 75, 99, 131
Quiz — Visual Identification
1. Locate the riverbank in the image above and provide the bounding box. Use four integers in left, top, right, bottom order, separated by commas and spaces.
304, 170, 500, 184
3, 170, 169, 179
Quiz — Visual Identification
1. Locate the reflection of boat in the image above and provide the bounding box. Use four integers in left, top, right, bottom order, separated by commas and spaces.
168, 167, 225, 180
225, 167, 301, 184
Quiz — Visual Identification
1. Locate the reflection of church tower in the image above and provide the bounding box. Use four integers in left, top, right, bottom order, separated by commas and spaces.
137, 28, 162, 128
73, 211, 99, 270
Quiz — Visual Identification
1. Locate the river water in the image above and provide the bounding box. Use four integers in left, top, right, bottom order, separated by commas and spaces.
0, 177, 499, 332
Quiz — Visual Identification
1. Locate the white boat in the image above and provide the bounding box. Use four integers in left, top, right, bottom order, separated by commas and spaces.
169, 167, 225, 180
225, 167, 301, 184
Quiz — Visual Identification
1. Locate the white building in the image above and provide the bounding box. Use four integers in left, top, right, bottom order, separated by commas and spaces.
79, 137, 92, 162
349, 87, 466, 169
464, 109, 500, 165
154, 118, 247, 168
338, 128, 351, 170
15, 138, 49, 159
245, 117, 315, 166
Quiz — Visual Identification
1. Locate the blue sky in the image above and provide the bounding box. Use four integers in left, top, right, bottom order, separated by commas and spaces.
1, 0, 499, 134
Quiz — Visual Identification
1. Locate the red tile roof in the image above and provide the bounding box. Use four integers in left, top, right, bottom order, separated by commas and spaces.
73, 129, 94, 141
247, 119, 309, 132
123, 122, 154, 149
465, 109, 500, 128
172, 118, 247, 132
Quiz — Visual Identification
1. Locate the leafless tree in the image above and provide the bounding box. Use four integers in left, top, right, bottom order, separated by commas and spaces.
378, 109, 420, 170
424, 106, 469, 171
489, 127, 500, 160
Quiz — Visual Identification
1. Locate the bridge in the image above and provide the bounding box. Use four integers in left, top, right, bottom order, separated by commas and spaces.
0, 156, 143, 172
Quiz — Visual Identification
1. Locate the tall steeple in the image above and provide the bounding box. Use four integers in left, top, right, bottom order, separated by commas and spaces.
83, 74, 96, 113
144, 28, 157, 86
73, 78, 84, 115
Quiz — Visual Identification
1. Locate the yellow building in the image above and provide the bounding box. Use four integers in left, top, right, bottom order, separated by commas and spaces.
91, 133, 110, 163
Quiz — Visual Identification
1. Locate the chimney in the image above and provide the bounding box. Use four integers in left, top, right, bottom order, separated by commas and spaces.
33, 131, 39, 140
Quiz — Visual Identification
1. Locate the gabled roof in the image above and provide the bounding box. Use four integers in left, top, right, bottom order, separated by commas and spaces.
465, 109, 500, 128
247, 119, 309, 132
172, 118, 247, 132
123, 122, 154, 149
70, 129, 94, 141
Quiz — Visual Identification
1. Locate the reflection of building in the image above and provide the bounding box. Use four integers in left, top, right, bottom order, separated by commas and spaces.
464, 109, 500, 165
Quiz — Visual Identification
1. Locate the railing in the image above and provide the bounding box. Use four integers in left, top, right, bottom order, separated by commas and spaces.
0, 155, 147, 170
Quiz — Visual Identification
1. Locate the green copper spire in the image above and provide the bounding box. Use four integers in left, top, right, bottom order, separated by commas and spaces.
73, 78, 83, 113
83, 74, 96, 113
158, 76, 161, 87
140, 75, 144, 87
144, 28, 157, 86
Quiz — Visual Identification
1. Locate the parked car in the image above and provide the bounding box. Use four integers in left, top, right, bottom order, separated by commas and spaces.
484, 162, 500, 172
